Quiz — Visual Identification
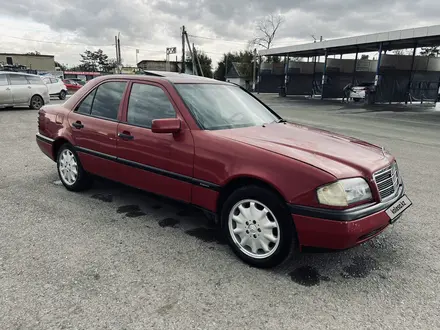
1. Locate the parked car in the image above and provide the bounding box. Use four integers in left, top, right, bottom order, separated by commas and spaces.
350, 82, 375, 102
36, 72, 411, 268
69, 78, 86, 86
62, 79, 82, 92
0, 71, 50, 110
42, 76, 68, 100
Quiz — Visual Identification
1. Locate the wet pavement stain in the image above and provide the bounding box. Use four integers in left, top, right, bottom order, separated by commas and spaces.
91, 194, 113, 203
289, 266, 329, 287
341, 256, 378, 278
53, 180, 63, 186
159, 218, 180, 228
185, 228, 226, 244
126, 211, 146, 218
117, 205, 140, 213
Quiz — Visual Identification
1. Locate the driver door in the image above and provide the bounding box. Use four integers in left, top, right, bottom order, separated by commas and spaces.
116, 81, 195, 203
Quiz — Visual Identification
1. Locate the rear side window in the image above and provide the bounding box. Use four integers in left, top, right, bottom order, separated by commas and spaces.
90, 81, 127, 120
50, 78, 58, 84
127, 83, 176, 128
43, 77, 51, 84
75, 89, 97, 115
8, 74, 29, 85
0, 74, 8, 86
26, 76, 44, 85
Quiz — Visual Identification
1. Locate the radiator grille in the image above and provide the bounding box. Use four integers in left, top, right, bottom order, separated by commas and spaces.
373, 162, 400, 200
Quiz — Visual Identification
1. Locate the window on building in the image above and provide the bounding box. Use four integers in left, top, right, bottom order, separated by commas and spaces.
127, 83, 176, 128
6, 57, 13, 65
90, 81, 127, 120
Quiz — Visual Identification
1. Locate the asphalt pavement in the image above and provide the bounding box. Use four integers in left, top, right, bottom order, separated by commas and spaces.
0, 96, 439, 329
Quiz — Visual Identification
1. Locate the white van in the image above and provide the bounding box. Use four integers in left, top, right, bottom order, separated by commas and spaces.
0, 72, 50, 110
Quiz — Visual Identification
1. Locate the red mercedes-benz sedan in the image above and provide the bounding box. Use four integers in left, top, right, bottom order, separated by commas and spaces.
36, 72, 412, 268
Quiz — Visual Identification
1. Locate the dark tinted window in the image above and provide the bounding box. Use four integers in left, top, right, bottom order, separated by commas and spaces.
26, 75, 44, 85
75, 89, 97, 115
0, 74, 8, 86
127, 83, 176, 128
8, 74, 29, 85
90, 81, 127, 120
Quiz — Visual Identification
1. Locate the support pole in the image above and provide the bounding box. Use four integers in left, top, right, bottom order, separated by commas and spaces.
185, 33, 196, 75
181, 26, 186, 73
284, 54, 289, 96
352, 48, 358, 85
311, 53, 317, 97
405, 43, 417, 104
373, 42, 383, 104
225, 54, 228, 81
257, 56, 261, 94
252, 48, 256, 92
321, 50, 328, 100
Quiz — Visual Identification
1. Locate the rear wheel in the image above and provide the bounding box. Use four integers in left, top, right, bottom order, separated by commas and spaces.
57, 143, 92, 191
59, 90, 67, 100
221, 185, 296, 268
30, 95, 44, 110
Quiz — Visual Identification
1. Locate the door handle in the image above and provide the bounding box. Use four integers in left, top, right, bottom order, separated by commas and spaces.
118, 132, 134, 140
6, 88, 10, 91
28, 86, 32, 89
72, 121, 84, 129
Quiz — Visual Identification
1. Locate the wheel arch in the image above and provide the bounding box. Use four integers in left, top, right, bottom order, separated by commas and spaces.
52, 137, 71, 160
216, 175, 288, 220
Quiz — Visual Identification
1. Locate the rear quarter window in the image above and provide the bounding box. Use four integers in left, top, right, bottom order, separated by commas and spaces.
0, 74, 8, 86
26, 76, 44, 85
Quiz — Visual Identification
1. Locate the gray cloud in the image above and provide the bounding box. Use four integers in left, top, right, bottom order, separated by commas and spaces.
1, 0, 439, 65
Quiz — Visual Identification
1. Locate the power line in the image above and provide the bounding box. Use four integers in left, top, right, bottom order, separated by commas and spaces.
188, 34, 246, 45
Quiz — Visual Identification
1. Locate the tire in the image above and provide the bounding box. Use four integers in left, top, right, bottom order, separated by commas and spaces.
353, 98, 361, 102
221, 185, 296, 268
56, 143, 92, 191
30, 95, 44, 110
59, 90, 67, 100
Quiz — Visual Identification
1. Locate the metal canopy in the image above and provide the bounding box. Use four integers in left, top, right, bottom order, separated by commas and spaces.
259, 25, 440, 57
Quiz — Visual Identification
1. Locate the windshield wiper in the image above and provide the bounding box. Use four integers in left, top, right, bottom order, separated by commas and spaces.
276, 118, 287, 123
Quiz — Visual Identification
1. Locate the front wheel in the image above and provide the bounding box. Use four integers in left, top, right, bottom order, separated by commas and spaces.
221, 185, 296, 268
59, 90, 67, 100
57, 144, 92, 191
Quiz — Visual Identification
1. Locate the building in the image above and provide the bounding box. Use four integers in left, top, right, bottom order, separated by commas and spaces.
0, 53, 55, 72
225, 62, 253, 90
63, 71, 101, 81
137, 60, 179, 72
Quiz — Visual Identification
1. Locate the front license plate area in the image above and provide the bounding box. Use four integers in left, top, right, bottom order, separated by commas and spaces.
386, 195, 412, 223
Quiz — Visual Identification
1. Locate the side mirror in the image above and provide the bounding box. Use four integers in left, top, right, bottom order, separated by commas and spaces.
151, 118, 181, 134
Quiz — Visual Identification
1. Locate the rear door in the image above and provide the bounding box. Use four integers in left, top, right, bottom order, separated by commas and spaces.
8, 74, 31, 104
0, 74, 13, 106
116, 81, 195, 202
68, 80, 128, 181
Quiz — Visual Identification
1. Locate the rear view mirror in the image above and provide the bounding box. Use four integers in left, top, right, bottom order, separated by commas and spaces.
151, 118, 181, 134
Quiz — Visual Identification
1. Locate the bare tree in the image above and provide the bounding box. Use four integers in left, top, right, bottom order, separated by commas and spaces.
392, 49, 413, 56
420, 46, 439, 57
250, 14, 284, 49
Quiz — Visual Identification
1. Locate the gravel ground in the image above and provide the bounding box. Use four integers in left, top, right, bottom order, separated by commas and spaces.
0, 96, 439, 330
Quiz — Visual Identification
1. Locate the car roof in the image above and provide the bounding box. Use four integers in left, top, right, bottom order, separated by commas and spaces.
107, 71, 231, 85
0, 71, 39, 76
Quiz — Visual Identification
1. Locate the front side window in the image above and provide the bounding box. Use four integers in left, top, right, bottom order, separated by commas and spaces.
26, 75, 44, 85
174, 84, 280, 130
90, 81, 127, 120
8, 74, 29, 86
127, 83, 176, 128
50, 78, 58, 84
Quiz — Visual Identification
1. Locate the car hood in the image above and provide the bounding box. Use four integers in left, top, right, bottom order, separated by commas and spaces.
212, 122, 393, 178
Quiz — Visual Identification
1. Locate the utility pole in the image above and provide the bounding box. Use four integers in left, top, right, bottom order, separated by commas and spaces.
115, 36, 119, 64
225, 54, 228, 81
117, 33, 121, 71
194, 44, 204, 77
184, 33, 196, 75
181, 26, 186, 73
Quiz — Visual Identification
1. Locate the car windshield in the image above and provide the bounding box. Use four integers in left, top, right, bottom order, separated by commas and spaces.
174, 83, 280, 130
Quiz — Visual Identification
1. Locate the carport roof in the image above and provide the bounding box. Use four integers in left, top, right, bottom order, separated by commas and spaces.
259, 25, 440, 57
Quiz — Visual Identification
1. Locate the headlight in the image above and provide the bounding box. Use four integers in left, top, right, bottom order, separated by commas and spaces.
317, 178, 372, 207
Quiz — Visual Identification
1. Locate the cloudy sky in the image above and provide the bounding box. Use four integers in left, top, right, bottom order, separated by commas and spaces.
0, 0, 438, 68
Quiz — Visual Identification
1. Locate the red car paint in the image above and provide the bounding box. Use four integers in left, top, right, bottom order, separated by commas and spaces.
62, 79, 82, 91
36, 74, 407, 251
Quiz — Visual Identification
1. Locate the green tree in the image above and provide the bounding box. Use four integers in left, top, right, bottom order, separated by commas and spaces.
185, 49, 213, 77
214, 50, 254, 81
79, 49, 117, 72
54, 61, 66, 71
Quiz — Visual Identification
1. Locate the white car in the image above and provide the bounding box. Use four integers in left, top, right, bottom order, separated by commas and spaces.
42, 76, 68, 100
350, 82, 375, 102
0, 71, 50, 110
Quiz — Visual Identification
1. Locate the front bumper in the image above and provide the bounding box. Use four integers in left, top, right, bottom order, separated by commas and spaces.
289, 184, 406, 250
